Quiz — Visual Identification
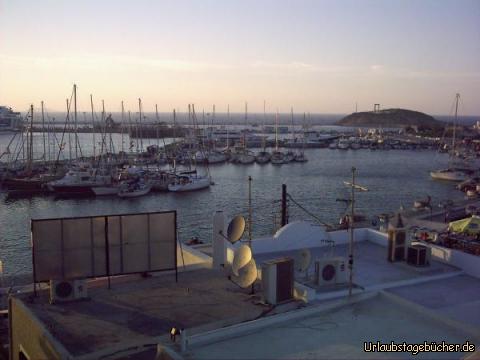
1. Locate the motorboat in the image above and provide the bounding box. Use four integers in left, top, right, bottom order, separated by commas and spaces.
47, 166, 113, 195
430, 169, 471, 182
337, 139, 350, 150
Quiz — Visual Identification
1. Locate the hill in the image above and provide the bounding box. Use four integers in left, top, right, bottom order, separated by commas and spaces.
337, 108, 444, 129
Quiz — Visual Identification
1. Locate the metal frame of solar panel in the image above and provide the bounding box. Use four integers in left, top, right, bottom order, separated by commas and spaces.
31, 210, 177, 288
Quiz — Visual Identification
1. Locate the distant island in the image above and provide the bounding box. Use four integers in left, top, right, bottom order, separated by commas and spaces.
337, 108, 444, 130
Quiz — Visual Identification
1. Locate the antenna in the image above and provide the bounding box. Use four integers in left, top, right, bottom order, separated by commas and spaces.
230, 257, 257, 288
224, 215, 246, 244
231, 245, 252, 276
295, 249, 311, 279
343, 167, 368, 297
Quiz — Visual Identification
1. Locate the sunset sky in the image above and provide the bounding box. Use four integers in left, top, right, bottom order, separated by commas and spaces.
1, 0, 479, 115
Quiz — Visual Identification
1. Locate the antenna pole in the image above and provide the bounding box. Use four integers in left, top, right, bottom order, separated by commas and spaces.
348, 167, 356, 297
281, 184, 287, 227
248, 176, 252, 248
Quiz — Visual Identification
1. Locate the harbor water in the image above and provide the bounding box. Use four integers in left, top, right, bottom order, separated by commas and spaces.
0, 132, 464, 278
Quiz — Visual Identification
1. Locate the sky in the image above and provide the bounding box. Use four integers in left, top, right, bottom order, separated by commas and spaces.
0, 0, 479, 115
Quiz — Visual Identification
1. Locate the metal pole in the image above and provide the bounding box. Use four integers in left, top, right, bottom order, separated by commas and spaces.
281, 184, 287, 226
348, 167, 356, 297
248, 176, 252, 248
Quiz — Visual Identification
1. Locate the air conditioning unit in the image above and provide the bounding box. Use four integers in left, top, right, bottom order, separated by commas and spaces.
407, 245, 431, 267
315, 257, 347, 286
261, 257, 294, 305
50, 279, 88, 304
388, 231, 406, 262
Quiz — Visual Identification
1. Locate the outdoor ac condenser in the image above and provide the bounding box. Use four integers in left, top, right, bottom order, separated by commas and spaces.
315, 257, 347, 285
262, 257, 294, 305
49, 279, 88, 304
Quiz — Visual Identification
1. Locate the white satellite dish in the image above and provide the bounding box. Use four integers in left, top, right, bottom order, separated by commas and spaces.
231, 258, 257, 288
295, 249, 312, 272
227, 215, 246, 244
232, 245, 252, 276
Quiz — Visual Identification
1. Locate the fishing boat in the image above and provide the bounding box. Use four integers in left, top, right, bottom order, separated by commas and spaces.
168, 171, 211, 192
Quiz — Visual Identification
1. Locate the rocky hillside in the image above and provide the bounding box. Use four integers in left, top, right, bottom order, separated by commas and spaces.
337, 108, 444, 129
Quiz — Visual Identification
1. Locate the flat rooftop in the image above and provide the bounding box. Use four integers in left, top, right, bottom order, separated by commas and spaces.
387, 274, 480, 328
254, 241, 459, 292
184, 292, 480, 360
22, 268, 270, 356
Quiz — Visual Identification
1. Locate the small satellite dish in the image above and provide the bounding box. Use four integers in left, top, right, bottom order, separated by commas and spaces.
295, 249, 311, 272
227, 215, 246, 244
231, 258, 257, 288
232, 245, 252, 276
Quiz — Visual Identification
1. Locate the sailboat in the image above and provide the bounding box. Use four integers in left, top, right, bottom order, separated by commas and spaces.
256, 101, 271, 164
168, 105, 212, 192
430, 94, 472, 182
294, 113, 308, 162
237, 102, 255, 164
271, 111, 285, 165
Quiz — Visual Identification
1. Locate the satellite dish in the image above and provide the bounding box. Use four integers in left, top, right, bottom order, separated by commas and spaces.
231, 258, 257, 288
232, 245, 252, 276
295, 249, 311, 272
227, 215, 246, 244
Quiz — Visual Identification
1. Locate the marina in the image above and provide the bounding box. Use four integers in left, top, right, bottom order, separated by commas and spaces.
2, 0, 480, 359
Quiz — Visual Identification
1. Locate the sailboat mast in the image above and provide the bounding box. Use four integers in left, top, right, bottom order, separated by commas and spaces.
262, 100, 266, 151
90, 95, 96, 159
155, 104, 160, 147
74, 84, 78, 159
275, 110, 279, 152
138, 98, 143, 152
452, 93, 459, 154
41, 101, 46, 164
66, 98, 72, 161
244, 102, 248, 150
121, 101, 125, 154
27, 104, 34, 172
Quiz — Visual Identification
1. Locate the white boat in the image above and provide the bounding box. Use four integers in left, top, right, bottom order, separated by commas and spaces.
118, 181, 151, 198
168, 173, 211, 192
48, 166, 113, 194
255, 151, 271, 164
271, 151, 285, 165
93, 185, 121, 196
337, 139, 350, 150
328, 142, 337, 150
207, 151, 227, 164
431, 94, 472, 182
285, 151, 295, 162
294, 152, 308, 162
0, 106, 22, 132
237, 151, 255, 164
430, 168, 470, 182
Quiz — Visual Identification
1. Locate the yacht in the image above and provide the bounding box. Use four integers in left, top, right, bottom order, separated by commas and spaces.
271, 151, 285, 165
255, 150, 271, 164
48, 166, 113, 195
168, 171, 211, 192
0, 106, 22, 132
